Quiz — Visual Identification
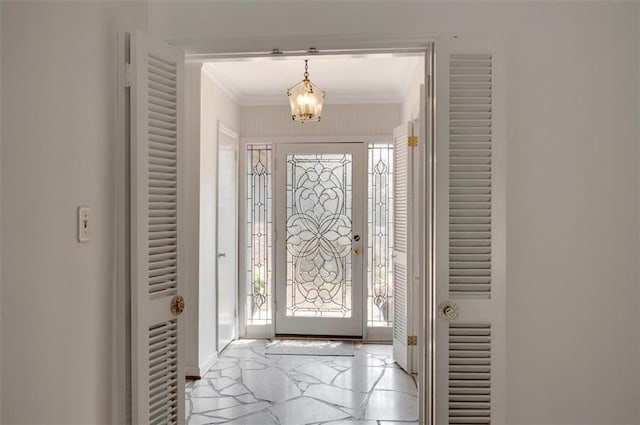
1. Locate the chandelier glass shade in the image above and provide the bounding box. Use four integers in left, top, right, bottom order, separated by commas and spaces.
287, 60, 326, 123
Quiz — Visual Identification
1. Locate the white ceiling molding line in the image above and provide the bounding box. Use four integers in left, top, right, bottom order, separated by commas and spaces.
239, 93, 403, 107
181, 33, 437, 63
202, 63, 242, 105
399, 58, 424, 103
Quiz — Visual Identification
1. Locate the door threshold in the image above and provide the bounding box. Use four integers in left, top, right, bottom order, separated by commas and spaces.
273, 334, 391, 344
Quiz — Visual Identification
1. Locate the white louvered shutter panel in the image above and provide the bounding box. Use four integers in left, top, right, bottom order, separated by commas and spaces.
392, 122, 414, 373
130, 31, 185, 425
435, 39, 506, 425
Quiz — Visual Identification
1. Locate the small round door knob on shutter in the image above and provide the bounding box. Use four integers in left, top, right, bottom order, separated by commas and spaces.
170, 295, 185, 316
438, 300, 459, 321
352, 247, 361, 256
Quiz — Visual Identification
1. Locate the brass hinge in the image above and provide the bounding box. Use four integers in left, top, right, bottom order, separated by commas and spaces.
408, 136, 418, 147
407, 335, 417, 346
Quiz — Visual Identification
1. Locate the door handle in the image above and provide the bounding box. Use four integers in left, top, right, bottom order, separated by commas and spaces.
218, 252, 227, 258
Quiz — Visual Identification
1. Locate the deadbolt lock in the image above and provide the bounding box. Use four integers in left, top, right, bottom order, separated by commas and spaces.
438, 300, 459, 321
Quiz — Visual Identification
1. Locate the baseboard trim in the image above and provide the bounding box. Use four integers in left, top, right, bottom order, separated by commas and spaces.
199, 351, 219, 377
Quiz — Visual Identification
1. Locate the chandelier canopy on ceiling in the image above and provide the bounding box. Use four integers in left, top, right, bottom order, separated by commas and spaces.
287, 59, 326, 123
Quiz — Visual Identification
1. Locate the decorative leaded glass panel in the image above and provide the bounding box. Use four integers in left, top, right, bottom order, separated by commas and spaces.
368, 144, 394, 327
285, 154, 353, 318
246, 144, 272, 325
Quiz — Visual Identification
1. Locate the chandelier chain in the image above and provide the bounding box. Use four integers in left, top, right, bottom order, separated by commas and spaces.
304, 59, 309, 80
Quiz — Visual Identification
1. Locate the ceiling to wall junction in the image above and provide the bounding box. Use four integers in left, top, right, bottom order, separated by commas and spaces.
203, 54, 422, 106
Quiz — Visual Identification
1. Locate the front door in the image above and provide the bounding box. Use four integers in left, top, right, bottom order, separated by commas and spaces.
274, 143, 365, 336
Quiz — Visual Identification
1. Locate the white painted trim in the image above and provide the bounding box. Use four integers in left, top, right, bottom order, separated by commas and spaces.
215, 120, 240, 353
239, 94, 404, 106
240, 135, 391, 146
182, 33, 436, 61
366, 327, 393, 341
202, 64, 241, 105
117, 32, 434, 425
245, 325, 272, 339
218, 121, 239, 141
113, 30, 131, 425
185, 366, 201, 378
199, 351, 219, 377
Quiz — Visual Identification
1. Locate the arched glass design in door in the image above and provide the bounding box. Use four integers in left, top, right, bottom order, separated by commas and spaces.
274, 143, 365, 336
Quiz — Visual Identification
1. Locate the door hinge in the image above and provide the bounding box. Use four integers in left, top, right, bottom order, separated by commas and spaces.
274, 301, 278, 312
124, 63, 133, 88
407, 335, 417, 346
408, 136, 418, 147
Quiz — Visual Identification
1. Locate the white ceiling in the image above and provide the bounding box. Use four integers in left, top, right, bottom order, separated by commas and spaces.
203, 55, 421, 106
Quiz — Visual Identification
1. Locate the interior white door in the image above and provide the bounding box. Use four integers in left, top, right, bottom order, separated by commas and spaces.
274, 142, 365, 336
130, 32, 186, 424
217, 124, 239, 351
434, 39, 506, 424
392, 122, 416, 373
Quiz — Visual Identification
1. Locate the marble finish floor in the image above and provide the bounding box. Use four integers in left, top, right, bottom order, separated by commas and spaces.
186, 339, 418, 425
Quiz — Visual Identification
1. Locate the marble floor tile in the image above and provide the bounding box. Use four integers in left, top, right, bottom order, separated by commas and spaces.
242, 368, 301, 402
190, 397, 241, 414
220, 383, 249, 396
269, 397, 350, 425
378, 422, 420, 425
364, 390, 418, 421
187, 413, 218, 425
212, 401, 271, 420
186, 339, 417, 425
294, 361, 340, 384
374, 367, 418, 395
304, 383, 367, 409
238, 360, 268, 370
221, 366, 242, 380
189, 385, 219, 398
224, 411, 280, 425
332, 366, 385, 392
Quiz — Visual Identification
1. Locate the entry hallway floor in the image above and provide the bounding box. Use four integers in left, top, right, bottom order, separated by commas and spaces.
186, 339, 418, 425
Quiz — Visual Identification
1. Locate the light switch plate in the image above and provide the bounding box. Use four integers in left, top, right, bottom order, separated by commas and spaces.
78, 206, 90, 242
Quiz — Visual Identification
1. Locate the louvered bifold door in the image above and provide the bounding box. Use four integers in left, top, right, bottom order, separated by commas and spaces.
392, 122, 414, 373
130, 31, 186, 425
434, 39, 506, 425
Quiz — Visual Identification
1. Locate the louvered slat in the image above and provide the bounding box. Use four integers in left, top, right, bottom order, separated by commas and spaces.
148, 319, 178, 425
449, 53, 492, 299
392, 263, 407, 341
449, 323, 491, 425
147, 53, 178, 299
394, 137, 408, 253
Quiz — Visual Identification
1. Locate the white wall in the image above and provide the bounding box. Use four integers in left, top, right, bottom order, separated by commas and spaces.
149, 2, 640, 424
400, 58, 425, 124
1, 2, 147, 424
241, 103, 400, 138
198, 67, 240, 374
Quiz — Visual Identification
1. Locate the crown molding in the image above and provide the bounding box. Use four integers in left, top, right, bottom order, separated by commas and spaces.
201, 63, 242, 104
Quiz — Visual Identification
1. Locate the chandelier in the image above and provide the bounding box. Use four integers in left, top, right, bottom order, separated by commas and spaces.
287, 59, 326, 123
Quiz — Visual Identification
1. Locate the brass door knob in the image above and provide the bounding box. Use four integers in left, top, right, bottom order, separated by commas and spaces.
170, 295, 185, 316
